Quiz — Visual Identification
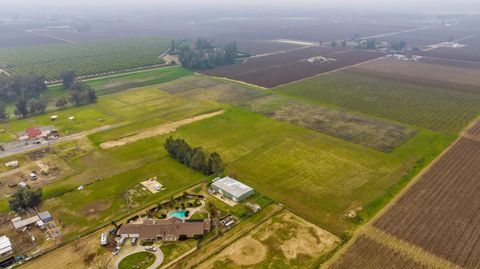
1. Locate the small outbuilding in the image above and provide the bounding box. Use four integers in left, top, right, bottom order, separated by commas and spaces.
38, 211, 52, 223
0, 236, 12, 256
210, 177, 254, 203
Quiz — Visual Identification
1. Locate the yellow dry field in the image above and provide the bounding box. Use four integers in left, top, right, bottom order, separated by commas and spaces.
19, 230, 102, 269
197, 211, 340, 269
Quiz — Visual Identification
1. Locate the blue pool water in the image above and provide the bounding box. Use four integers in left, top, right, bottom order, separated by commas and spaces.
169, 210, 187, 219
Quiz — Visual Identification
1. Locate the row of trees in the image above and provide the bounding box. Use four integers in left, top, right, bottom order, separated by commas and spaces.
56, 81, 97, 108
178, 39, 238, 70
164, 136, 225, 176
12, 98, 48, 118
9, 188, 43, 213
0, 73, 47, 103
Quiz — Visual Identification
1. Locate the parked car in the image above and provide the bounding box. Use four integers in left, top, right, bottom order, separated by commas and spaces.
112, 246, 121, 255
145, 246, 157, 252
131, 238, 138, 246
118, 237, 126, 246
100, 233, 108, 246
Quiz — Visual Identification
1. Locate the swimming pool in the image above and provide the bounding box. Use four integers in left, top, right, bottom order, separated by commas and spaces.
169, 210, 187, 219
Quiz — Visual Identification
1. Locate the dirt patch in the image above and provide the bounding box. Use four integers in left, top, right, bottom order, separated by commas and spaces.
82, 200, 112, 216
224, 236, 267, 266
198, 210, 339, 268
100, 110, 224, 149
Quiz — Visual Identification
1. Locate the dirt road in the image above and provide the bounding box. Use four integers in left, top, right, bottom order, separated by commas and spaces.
100, 110, 225, 149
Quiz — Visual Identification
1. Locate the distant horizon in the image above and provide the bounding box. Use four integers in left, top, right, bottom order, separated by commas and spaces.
1, 0, 480, 15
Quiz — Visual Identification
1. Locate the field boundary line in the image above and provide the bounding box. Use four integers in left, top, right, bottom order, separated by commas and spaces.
363, 227, 461, 269
358, 25, 437, 40
322, 129, 468, 268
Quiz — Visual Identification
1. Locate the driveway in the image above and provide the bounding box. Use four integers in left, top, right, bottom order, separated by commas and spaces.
114, 245, 164, 269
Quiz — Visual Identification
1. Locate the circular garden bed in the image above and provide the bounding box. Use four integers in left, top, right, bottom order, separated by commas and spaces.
118, 251, 156, 269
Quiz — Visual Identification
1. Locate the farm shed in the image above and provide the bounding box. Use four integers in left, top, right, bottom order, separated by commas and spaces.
210, 177, 254, 203
0, 236, 12, 256
11, 211, 52, 230
12, 215, 40, 229
38, 211, 52, 223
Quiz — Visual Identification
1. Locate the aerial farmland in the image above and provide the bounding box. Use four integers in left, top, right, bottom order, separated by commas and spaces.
0, 2, 480, 269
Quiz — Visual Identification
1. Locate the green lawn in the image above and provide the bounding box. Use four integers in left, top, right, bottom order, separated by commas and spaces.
0, 199, 9, 213
275, 71, 480, 134
119, 251, 156, 269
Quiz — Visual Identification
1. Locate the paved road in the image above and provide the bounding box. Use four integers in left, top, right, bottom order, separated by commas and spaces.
114, 245, 164, 269
0, 124, 123, 159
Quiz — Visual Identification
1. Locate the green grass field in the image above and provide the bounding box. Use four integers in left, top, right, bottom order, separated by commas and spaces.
0, 84, 222, 143
46, 66, 192, 98
159, 77, 416, 152
0, 37, 170, 81
88, 108, 451, 235
275, 71, 480, 134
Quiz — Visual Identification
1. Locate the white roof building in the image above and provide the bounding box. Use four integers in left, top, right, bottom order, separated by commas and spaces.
0, 236, 12, 256
211, 177, 254, 202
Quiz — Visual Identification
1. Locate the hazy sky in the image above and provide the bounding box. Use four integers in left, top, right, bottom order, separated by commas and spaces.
2, 0, 480, 13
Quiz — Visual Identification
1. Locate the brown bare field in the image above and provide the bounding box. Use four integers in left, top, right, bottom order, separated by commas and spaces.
202, 48, 382, 88
374, 137, 480, 268
354, 58, 480, 90
19, 230, 104, 269
466, 119, 480, 139
99, 110, 224, 149
197, 210, 339, 269
328, 235, 429, 269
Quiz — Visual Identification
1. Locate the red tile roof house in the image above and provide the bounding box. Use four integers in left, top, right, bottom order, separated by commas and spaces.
117, 217, 211, 242
26, 127, 42, 139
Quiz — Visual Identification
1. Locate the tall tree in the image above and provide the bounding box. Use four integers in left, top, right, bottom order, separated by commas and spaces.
9, 188, 43, 212
208, 152, 225, 175
14, 99, 29, 118
0, 102, 8, 121
60, 70, 76, 89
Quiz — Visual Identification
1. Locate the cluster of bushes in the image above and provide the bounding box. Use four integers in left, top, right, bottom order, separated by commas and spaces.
9, 188, 43, 213
164, 136, 225, 175
178, 38, 237, 70
57, 70, 97, 108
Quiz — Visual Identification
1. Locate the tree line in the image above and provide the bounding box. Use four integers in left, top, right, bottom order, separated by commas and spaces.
164, 136, 225, 176
178, 39, 238, 70
0, 70, 97, 121
0, 73, 48, 120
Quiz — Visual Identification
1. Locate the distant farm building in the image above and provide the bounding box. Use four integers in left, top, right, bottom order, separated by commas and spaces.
118, 217, 210, 242
0, 236, 12, 257
210, 177, 254, 203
